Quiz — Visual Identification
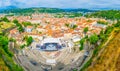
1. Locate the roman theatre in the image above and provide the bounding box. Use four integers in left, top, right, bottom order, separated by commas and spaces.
23, 37, 83, 66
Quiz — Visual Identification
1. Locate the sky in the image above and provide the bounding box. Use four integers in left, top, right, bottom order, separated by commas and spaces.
0, 0, 120, 9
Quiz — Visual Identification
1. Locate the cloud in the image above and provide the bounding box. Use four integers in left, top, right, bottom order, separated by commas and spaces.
0, 0, 120, 9
0, 0, 11, 7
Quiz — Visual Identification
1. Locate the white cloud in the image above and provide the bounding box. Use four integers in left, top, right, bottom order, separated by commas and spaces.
0, 0, 120, 9
0, 0, 11, 7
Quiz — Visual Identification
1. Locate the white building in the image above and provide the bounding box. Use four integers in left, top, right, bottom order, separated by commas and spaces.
25, 26, 33, 32
72, 35, 81, 42
41, 38, 61, 45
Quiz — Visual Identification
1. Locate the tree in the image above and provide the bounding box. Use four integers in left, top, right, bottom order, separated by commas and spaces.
97, 20, 108, 25
83, 27, 88, 34
13, 19, 19, 24
18, 25, 24, 32
85, 10, 120, 20
88, 33, 99, 44
0, 35, 23, 71
114, 21, 120, 28
13, 19, 21, 27
0, 36, 13, 57
79, 38, 85, 50
26, 36, 33, 46
0, 36, 8, 47
65, 23, 69, 27
104, 26, 114, 35
22, 21, 32, 27
72, 24, 78, 29
20, 44, 26, 49
1, 17, 10, 22
9, 37, 16, 42
12, 19, 24, 32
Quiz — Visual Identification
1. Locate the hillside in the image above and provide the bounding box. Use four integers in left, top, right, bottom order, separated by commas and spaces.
86, 30, 120, 71
0, 6, 17, 11
85, 10, 120, 20
0, 8, 95, 14
0, 58, 10, 71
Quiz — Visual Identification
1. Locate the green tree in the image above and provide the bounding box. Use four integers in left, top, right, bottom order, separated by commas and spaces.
0, 36, 23, 71
26, 36, 33, 46
79, 38, 85, 50
65, 23, 69, 27
104, 26, 114, 35
85, 10, 120, 20
13, 19, 19, 24
12, 19, 24, 32
88, 33, 99, 44
114, 21, 120, 28
22, 21, 32, 27
18, 25, 24, 32
0, 36, 13, 57
83, 27, 88, 34
20, 44, 26, 49
1, 17, 10, 22
72, 24, 78, 29
0, 36, 8, 47
97, 20, 108, 25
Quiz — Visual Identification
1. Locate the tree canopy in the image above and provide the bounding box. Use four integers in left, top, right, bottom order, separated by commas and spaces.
26, 36, 33, 46
0, 17, 10, 22
0, 35, 23, 71
83, 27, 89, 34
97, 20, 108, 25
85, 10, 120, 20
88, 33, 99, 44
79, 38, 85, 50
22, 21, 32, 27
13, 19, 19, 24
13, 19, 24, 32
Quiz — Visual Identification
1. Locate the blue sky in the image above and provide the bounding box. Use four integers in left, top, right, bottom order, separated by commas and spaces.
0, 0, 120, 9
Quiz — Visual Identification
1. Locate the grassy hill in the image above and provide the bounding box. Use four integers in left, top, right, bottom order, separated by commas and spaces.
0, 58, 10, 71
86, 29, 120, 71
0, 22, 15, 33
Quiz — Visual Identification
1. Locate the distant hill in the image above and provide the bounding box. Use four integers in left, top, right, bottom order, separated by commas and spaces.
63, 8, 95, 12
85, 10, 120, 20
0, 7, 95, 14
0, 6, 18, 11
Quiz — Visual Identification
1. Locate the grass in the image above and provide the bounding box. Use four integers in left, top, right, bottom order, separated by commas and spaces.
80, 58, 92, 71
0, 58, 10, 71
80, 27, 116, 71
87, 30, 120, 71
0, 22, 15, 32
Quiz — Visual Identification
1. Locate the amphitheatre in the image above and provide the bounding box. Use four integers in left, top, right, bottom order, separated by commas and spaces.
16, 37, 86, 71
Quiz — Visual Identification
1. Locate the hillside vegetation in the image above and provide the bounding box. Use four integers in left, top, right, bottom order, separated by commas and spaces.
0, 58, 10, 71
0, 35, 24, 71
0, 8, 94, 14
80, 10, 120, 71
85, 10, 120, 20
87, 29, 120, 71
0, 18, 23, 71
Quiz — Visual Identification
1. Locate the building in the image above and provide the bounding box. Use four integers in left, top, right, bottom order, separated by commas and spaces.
38, 38, 63, 51
25, 26, 33, 33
